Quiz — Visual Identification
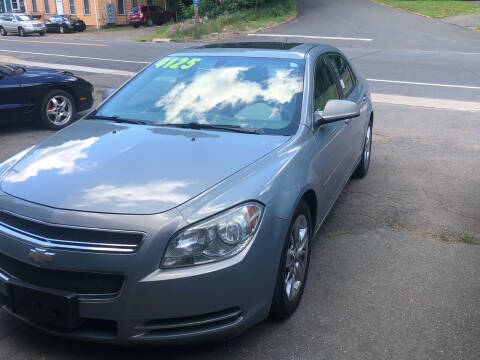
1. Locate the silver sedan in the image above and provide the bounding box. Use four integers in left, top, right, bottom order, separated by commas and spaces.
0, 42, 373, 344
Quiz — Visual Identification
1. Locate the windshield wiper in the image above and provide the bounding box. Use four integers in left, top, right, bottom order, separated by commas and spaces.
87, 115, 147, 125
155, 122, 263, 134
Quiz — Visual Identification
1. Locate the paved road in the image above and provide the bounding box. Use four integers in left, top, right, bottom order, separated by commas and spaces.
0, 0, 479, 359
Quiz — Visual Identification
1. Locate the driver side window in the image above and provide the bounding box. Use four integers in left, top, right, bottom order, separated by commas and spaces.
314, 57, 340, 111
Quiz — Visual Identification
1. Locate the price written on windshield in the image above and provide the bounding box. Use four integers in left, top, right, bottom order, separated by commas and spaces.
155, 57, 202, 70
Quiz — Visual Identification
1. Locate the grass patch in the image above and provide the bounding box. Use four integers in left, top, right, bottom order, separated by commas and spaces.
474, 25, 480, 30
432, 230, 478, 244
133, 0, 297, 41
374, 0, 480, 18
84, 25, 136, 33
326, 230, 353, 238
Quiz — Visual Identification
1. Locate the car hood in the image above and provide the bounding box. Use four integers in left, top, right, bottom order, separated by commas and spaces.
0, 120, 289, 214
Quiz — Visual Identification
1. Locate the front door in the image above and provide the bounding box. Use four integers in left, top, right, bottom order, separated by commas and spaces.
326, 53, 367, 169
311, 55, 352, 222
56, 0, 64, 15
0, 66, 21, 123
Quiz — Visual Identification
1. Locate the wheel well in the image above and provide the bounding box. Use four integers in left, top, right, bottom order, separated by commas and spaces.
301, 190, 317, 232
48, 86, 79, 110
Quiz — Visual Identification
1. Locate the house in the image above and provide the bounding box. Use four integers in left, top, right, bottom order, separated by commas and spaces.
0, 0, 169, 28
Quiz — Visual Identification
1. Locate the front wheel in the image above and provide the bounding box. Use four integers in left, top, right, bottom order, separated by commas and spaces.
270, 201, 312, 318
39, 90, 76, 130
146, 18, 153, 27
18, 27, 26, 37
39, 31, 45, 36
59, 26, 65, 34
0, 27, 7, 36
133, 24, 141, 28
352, 121, 373, 178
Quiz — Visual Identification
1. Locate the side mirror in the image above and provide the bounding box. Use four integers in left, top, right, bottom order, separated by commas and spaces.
102, 88, 117, 101
314, 99, 360, 128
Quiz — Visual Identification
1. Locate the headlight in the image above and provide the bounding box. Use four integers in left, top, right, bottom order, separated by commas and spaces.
161, 202, 264, 268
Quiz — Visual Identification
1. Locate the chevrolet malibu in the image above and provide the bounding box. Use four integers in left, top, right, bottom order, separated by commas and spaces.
0, 42, 373, 344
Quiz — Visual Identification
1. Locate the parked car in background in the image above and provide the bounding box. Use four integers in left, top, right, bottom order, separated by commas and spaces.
44, 15, 86, 33
0, 13, 46, 36
0, 63, 94, 129
128, 5, 176, 27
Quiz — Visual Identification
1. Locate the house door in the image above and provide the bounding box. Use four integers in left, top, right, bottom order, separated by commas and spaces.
56, 0, 64, 14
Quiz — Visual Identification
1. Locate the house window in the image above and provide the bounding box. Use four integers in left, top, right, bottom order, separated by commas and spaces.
83, 0, 89, 14
131, 0, 136, 6
31, 0, 37, 11
43, 0, 49, 13
147, 0, 152, 5
117, 0, 125, 14
68, 0, 75, 13
11, 0, 19, 10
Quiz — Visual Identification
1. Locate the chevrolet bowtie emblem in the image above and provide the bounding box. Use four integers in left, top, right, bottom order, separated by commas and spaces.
28, 248, 55, 265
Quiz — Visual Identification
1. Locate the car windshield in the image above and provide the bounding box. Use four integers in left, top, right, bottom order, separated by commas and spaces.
17, 15, 33, 21
95, 56, 305, 135
0, 64, 15, 75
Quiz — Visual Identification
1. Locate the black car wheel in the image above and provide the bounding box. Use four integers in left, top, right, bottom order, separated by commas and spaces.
146, 18, 154, 26
133, 24, 141, 28
39, 31, 45, 36
59, 26, 65, 34
271, 200, 312, 318
18, 27, 26, 37
40, 90, 76, 130
0, 27, 7, 36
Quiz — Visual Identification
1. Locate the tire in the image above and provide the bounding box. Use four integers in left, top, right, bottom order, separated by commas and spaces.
133, 24, 141, 28
146, 18, 153, 27
270, 201, 312, 318
39, 89, 76, 130
18, 27, 26, 37
0, 27, 7, 36
39, 31, 45, 36
59, 26, 64, 34
352, 121, 373, 178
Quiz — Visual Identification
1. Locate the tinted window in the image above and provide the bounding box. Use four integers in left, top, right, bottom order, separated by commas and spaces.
326, 54, 355, 97
314, 58, 340, 111
141, 6, 147, 11
96, 56, 305, 136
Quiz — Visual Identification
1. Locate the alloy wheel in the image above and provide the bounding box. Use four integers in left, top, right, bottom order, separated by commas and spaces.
60, 26, 64, 34
0, 27, 6, 36
285, 214, 309, 301
46, 95, 73, 126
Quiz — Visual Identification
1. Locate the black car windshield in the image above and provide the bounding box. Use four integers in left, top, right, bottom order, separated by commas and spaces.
95, 56, 305, 135
16, 15, 33, 21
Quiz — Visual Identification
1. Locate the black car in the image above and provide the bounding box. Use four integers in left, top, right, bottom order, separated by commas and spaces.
44, 15, 86, 33
0, 64, 94, 130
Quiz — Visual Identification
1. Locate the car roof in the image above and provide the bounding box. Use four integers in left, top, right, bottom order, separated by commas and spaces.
172, 42, 335, 60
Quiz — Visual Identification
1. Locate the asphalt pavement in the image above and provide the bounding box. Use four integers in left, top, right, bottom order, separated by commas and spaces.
0, 0, 479, 359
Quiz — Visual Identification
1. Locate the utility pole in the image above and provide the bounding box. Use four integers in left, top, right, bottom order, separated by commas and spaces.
193, 0, 200, 39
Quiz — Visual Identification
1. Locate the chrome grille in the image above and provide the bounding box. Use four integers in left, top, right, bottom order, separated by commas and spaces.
0, 210, 143, 253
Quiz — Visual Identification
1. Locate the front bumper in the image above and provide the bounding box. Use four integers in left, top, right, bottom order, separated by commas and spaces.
0, 193, 288, 344
24, 27, 46, 34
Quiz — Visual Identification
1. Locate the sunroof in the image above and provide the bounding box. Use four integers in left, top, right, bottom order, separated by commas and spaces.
198, 42, 303, 50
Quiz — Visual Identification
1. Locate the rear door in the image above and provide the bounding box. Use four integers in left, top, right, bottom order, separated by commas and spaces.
4, 14, 16, 32
326, 53, 367, 170
0, 66, 22, 123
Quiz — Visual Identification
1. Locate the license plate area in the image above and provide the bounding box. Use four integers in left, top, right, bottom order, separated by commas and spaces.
7, 282, 80, 330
